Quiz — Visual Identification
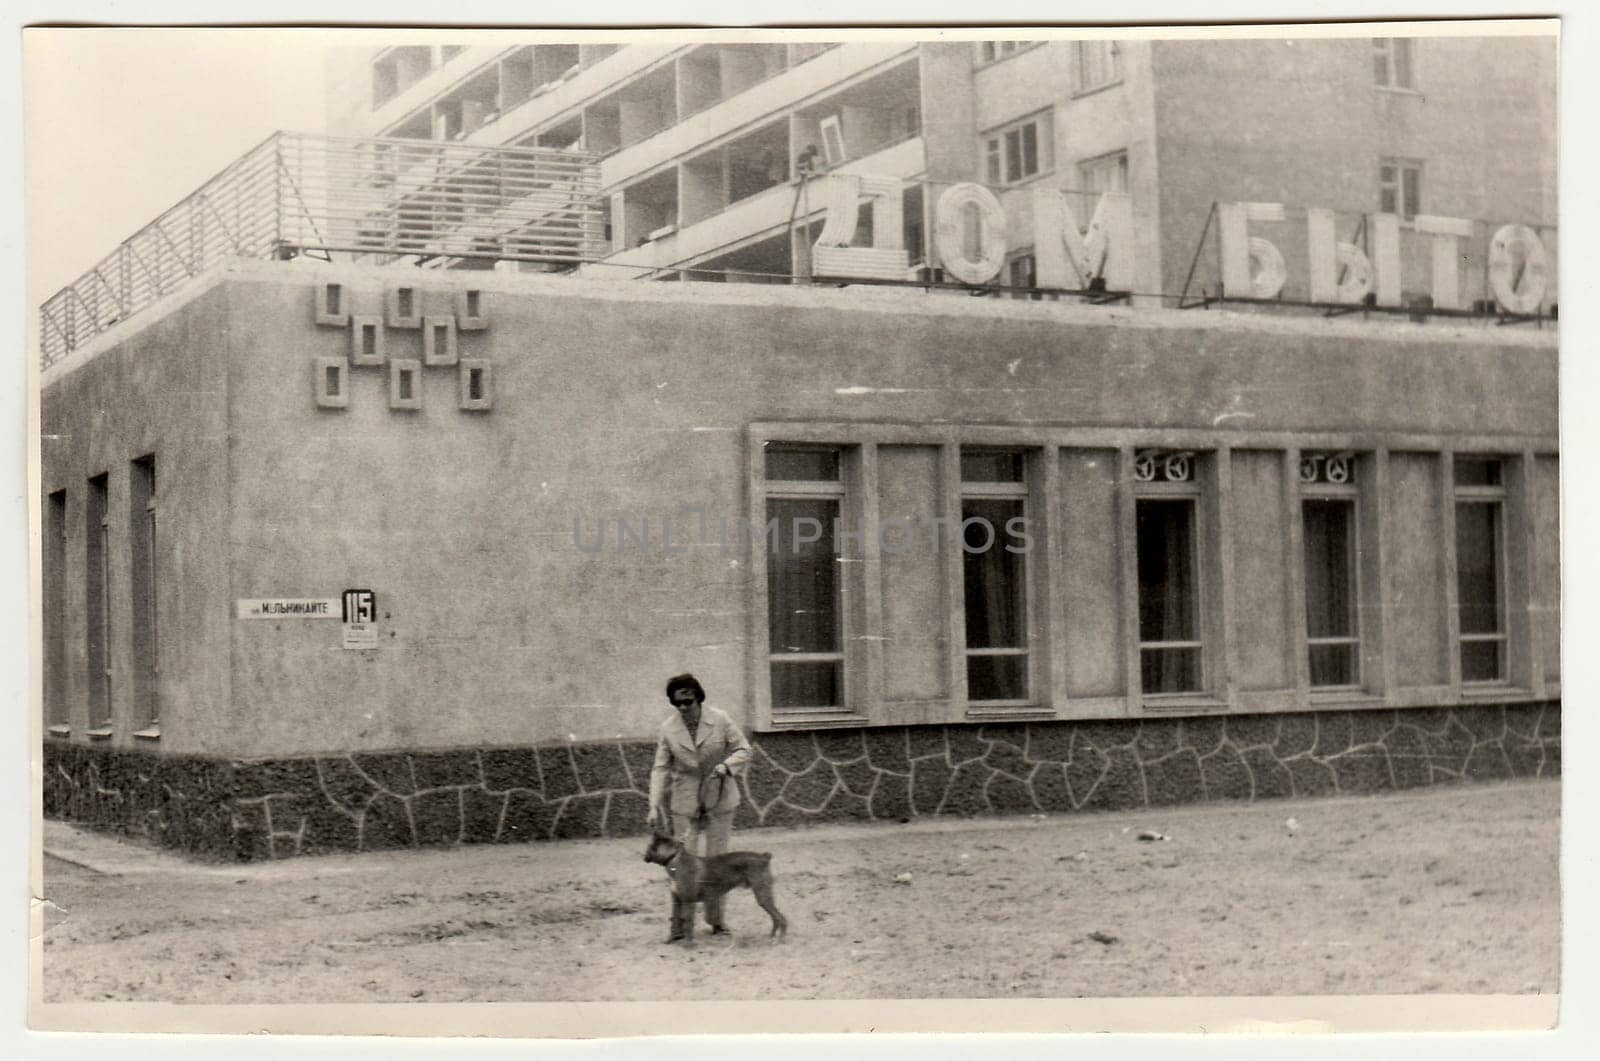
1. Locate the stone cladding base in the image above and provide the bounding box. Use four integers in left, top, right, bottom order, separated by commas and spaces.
43, 702, 1560, 861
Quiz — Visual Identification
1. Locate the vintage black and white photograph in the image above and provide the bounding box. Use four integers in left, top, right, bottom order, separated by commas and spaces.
22, 10, 1572, 1040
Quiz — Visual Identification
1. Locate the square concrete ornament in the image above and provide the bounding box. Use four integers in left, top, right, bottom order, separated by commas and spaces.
350, 315, 386, 367
386, 285, 422, 329
314, 282, 349, 327
455, 288, 487, 330
314, 357, 348, 409
458, 358, 492, 411
389, 358, 423, 411
423, 315, 458, 366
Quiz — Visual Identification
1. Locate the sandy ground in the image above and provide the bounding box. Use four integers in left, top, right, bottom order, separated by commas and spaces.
38, 779, 1558, 1002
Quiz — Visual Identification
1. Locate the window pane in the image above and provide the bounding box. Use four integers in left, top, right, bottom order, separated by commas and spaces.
1007, 255, 1035, 290
1456, 502, 1501, 635
1402, 166, 1421, 219
1303, 499, 1355, 639
771, 660, 841, 708
1141, 647, 1200, 694
1394, 38, 1414, 87
960, 450, 1025, 482
1021, 121, 1038, 177
1460, 640, 1503, 684
1309, 643, 1357, 687
1005, 129, 1022, 182
767, 497, 840, 653
968, 654, 1028, 701
765, 446, 839, 481
1080, 41, 1105, 87
963, 498, 1026, 649
1137, 499, 1198, 644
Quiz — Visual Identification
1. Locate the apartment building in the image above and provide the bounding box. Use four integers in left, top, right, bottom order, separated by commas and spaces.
325, 34, 1556, 309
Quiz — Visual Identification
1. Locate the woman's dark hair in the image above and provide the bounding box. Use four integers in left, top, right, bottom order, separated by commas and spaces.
664, 673, 705, 703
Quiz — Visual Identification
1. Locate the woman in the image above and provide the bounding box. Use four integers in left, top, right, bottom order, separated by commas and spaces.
647, 673, 752, 939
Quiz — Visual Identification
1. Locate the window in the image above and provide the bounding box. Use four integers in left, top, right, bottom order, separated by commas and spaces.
977, 41, 1040, 65
819, 115, 847, 167
1078, 151, 1129, 195
982, 112, 1053, 186
1373, 38, 1416, 90
130, 456, 158, 731
961, 450, 1031, 704
1134, 450, 1202, 695
765, 445, 846, 711
371, 46, 433, 109
1455, 457, 1506, 684
1005, 253, 1037, 299
1136, 500, 1201, 693
1074, 40, 1123, 92
45, 490, 68, 734
86, 473, 111, 734
1379, 159, 1423, 220
1300, 454, 1361, 688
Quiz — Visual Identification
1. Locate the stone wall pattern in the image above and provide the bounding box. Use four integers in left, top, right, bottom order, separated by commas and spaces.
43, 702, 1560, 861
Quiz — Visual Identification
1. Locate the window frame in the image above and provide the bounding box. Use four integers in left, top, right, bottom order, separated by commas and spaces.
130, 455, 160, 736
1298, 462, 1363, 692
1372, 37, 1418, 91
1132, 455, 1208, 701
958, 448, 1036, 710
975, 41, 1042, 67
1077, 150, 1130, 195
45, 489, 69, 736
1453, 458, 1509, 687
1378, 157, 1424, 221
966, 41, 1043, 67
1073, 39, 1124, 94
85, 472, 112, 737
759, 443, 857, 723
980, 109, 1054, 187
1004, 250, 1038, 300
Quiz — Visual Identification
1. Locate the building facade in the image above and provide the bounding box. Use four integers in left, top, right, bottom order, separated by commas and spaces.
39, 31, 1560, 859
324, 34, 1556, 310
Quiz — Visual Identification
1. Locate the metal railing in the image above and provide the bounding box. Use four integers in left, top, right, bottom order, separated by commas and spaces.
39, 131, 606, 369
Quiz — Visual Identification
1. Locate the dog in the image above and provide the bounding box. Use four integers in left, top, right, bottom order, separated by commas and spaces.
643, 832, 788, 945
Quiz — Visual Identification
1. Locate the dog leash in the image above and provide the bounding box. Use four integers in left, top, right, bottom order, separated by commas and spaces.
694, 749, 734, 829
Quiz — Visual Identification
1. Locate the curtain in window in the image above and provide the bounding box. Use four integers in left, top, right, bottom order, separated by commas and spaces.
1456, 500, 1503, 682
1303, 498, 1356, 686
1137, 499, 1200, 693
963, 499, 1027, 699
767, 497, 841, 707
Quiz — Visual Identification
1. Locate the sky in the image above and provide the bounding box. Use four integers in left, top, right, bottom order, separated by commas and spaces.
24, 29, 334, 302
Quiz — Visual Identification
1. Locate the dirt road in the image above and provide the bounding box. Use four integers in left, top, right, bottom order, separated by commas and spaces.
39, 779, 1558, 1002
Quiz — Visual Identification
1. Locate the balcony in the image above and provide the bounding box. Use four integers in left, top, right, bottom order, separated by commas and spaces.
592, 134, 925, 280
37, 132, 606, 370
599, 42, 919, 190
